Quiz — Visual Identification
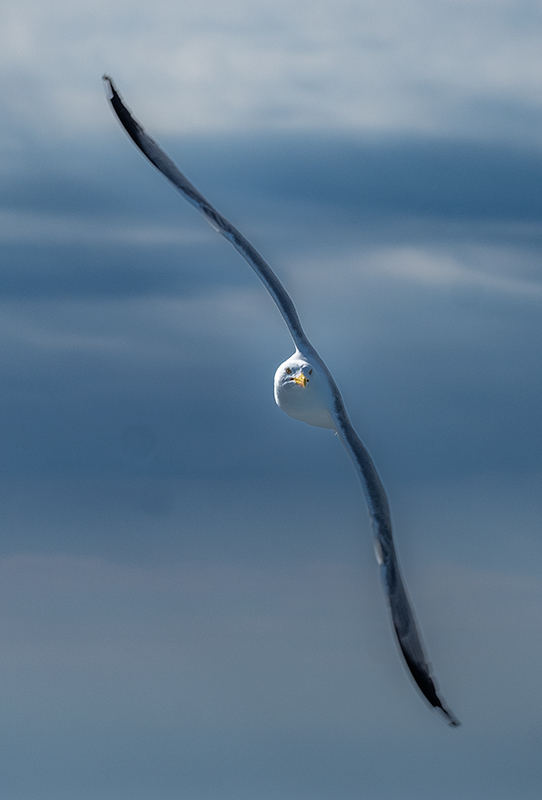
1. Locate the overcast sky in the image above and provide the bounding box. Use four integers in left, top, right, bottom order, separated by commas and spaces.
1, 2, 542, 798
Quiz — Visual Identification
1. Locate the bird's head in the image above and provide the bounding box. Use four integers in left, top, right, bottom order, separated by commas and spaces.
273, 354, 334, 430
276, 356, 313, 389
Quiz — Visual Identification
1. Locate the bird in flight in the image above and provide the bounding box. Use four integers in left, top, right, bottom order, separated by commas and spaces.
103, 76, 459, 727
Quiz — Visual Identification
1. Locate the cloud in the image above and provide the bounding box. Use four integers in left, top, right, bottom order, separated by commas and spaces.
1, 133, 542, 491
0, 15, 542, 800
365, 245, 542, 299
2, 13, 542, 794
0, 208, 207, 246
1, 0, 542, 141
0, 486, 541, 798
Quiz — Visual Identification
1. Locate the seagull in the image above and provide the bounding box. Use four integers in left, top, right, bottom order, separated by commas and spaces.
103, 76, 459, 727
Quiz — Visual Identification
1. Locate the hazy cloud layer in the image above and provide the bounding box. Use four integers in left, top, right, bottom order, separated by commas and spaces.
1, 0, 542, 140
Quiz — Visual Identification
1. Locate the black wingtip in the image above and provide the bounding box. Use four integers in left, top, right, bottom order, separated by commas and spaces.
431, 693, 461, 727
399, 640, 460, 727
440, 706, 461, 728
102, 75, 146, 150
102, 75, 115, 98
430, 687, 460, 727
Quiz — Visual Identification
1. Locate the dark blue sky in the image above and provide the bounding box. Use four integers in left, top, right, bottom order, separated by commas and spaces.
2, 2, 542, 798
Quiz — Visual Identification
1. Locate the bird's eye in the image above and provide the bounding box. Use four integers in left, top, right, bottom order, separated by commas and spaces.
285, 367, 292, 374
308, 369, 313, 375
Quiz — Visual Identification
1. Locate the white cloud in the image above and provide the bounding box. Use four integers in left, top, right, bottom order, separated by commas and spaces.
372, 245, 542, 298
288, 240, 542, 308
1, 0, 542, 141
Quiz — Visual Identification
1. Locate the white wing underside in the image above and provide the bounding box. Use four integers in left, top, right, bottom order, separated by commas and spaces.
104, 76, 459, 727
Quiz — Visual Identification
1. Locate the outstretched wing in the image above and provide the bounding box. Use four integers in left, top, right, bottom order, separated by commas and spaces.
331, 398, 460, 726
103, 76, 307, 351
104, 76, 458, 725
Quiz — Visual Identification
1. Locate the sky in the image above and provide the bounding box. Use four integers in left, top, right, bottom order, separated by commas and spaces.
1, 1, 542, 798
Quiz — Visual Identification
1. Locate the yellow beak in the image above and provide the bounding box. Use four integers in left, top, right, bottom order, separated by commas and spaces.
293, 372, 307, 387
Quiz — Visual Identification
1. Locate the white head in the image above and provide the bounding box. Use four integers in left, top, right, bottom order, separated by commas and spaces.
273, 353, 334, 430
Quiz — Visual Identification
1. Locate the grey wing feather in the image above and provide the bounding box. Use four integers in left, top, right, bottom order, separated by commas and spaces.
103, 76, 459, 726
103, 76, 307, 351
331, 397, 460, 726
